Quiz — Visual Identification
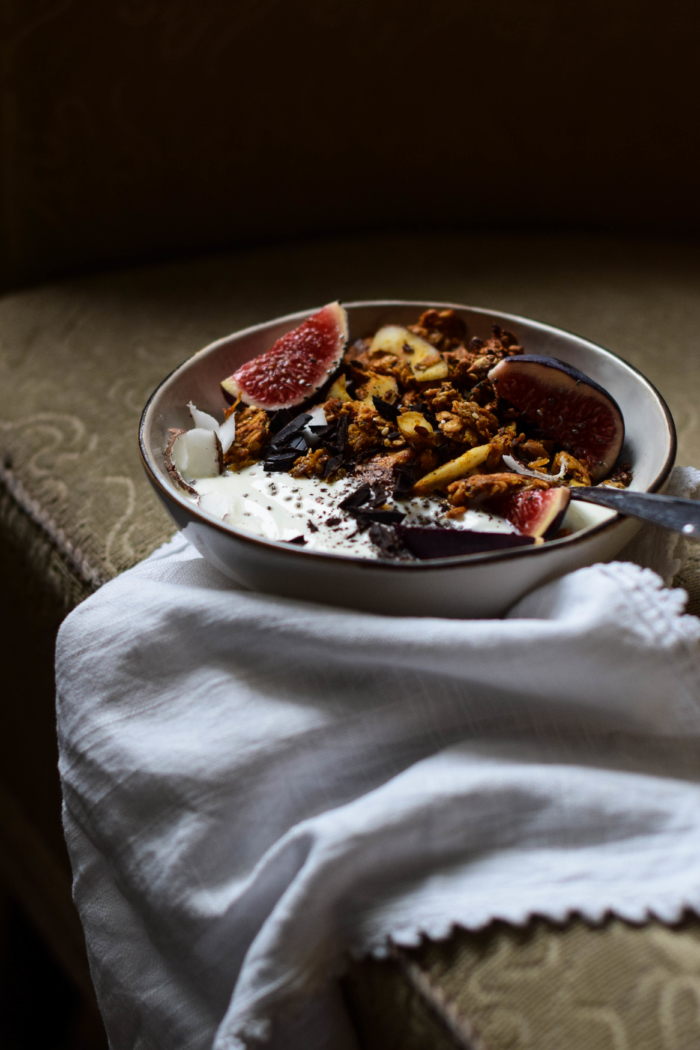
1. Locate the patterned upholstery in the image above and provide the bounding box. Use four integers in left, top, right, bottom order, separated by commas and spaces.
344, 917, 700, 1049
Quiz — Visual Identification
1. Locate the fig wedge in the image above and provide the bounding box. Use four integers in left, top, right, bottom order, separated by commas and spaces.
488, 355, 624, 482
221, 302, 348, 410
493, 487, 571, 539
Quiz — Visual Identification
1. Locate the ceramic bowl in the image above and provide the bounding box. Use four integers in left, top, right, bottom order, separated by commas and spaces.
139, 301, 676, 618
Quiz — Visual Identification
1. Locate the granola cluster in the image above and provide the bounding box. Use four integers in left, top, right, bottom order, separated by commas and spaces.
223, 309, 631, 519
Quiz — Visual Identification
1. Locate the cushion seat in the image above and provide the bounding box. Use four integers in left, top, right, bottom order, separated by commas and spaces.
2, 230, 700, 1048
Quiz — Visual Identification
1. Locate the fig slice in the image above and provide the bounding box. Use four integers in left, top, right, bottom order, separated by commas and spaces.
397, 525, 537, 560
493, 487, 571, 539
488, 355, 624, 482
221, 302, 348, 411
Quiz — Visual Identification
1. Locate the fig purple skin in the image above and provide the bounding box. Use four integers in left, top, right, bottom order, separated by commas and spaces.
488, 355, 624, 482
397, 526, 535, 560
494, 487, 571, 539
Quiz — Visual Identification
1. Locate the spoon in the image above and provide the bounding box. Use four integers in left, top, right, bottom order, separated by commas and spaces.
569, 487, 700, 537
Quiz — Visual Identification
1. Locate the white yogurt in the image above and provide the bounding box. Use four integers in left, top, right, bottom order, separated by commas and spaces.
186, 462, 520, 558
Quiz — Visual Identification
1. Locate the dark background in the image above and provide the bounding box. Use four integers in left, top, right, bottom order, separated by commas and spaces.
3, 0, 700, 290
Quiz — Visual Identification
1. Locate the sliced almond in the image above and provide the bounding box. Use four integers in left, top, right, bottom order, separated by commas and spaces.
397, 411, 434, 443
369, 325, 448, 382
412, 444, 491, 495
356, 371, 399, 405
328, 373, 352, 402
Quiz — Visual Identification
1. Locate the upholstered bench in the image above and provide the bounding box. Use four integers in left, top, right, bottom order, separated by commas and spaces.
2, 231, 700, 1047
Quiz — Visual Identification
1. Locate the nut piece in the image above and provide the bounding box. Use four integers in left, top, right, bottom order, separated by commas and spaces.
355, 371, 399, 405
328, 373, 352, 402
412, 444, 491, 495
369, 325, 449, 382
397, 411, 434, 444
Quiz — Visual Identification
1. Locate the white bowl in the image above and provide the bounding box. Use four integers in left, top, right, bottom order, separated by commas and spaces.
139, 301, 676, 618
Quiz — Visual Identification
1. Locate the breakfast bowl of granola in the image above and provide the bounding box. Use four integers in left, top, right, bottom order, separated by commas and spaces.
139, 300, 676, 618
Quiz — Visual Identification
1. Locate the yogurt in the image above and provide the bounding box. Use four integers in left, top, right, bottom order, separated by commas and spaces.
187, 462, 520, 558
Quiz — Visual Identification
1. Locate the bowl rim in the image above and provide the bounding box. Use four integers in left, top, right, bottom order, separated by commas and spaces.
139, 299, 677, 573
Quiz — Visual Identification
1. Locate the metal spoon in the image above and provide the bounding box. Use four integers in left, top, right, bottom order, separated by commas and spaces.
569, 487, 700, 537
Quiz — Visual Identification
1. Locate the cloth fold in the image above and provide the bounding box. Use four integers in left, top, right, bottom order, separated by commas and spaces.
56, 467, 700, 1050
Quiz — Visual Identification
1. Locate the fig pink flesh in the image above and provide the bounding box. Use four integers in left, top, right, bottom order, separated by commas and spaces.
489, 356, 624, 481
498, 487, 571, 538
222, 302, 348, 410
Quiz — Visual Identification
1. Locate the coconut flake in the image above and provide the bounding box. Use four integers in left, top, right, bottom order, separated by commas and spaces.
301, 403, 329, 446
187, 402, 219, 431
178, 428, 223, 478
217, 412, 237, 453
188, 401, 236, 454
165, 429, 197, 495
503, 453, 567, 483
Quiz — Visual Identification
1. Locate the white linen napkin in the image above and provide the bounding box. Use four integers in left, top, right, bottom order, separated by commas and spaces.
56, 467, 700, 1050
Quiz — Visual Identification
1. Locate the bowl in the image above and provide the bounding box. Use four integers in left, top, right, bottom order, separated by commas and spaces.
139, 300, 676, 618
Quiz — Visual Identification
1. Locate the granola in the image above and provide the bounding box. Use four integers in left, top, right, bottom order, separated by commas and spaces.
171, 308, 630, 560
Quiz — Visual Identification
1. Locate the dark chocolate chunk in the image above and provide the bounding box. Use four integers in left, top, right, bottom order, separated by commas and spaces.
264, 450, 302, 472
284, 433, 308, 453
360, 509, 406, 525
339, 482, 373, 511
397, 526, 535, 560
269, 413, 312, 448
326, 516, 342, 527
307, 521, 319, 532
372, 396, 400, 424
268, 408, 295, 435
284, 535, 307, 545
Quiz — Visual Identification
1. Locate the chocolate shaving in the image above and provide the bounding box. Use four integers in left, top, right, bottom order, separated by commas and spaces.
322, 454, 343, 479
372, 396, 400, 424
268, 408, 296, 435
329, 415, 348, 457
307, 521, 319, 532
284, 535, 307, 545
392, 463, 415, 500
368, 524, 403, 558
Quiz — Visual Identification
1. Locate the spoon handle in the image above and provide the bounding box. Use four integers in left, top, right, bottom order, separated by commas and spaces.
569, 487, 700, 537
